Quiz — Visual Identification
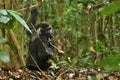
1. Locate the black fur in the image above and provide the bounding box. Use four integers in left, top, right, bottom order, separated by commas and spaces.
26, 7, 54, 71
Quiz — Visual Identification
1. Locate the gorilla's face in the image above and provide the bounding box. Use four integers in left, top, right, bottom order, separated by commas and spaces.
40, 25, 53, 37
36, 22, 53, 38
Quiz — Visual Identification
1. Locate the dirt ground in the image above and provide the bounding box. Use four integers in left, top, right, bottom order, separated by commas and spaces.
0, 67, 120, 80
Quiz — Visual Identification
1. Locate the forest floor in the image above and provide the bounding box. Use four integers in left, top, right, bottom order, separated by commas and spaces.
0, 67, 120, 80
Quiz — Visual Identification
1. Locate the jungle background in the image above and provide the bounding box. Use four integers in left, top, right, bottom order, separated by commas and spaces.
0, 0, 120, 80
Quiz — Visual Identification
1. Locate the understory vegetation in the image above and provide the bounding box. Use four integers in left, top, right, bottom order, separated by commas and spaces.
0, 0, 120, 79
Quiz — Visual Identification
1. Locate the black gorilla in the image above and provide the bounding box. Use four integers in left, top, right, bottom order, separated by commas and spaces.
26, 7, 54, 71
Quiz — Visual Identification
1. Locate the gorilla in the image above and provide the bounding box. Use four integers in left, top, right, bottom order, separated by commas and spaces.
26, 7, 54, 71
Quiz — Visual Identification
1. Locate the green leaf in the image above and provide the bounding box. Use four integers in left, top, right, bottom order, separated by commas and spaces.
49, 59, 59, 69
100, 1, 120, 16
0, 38, 17, 51
0, 49, 10, 64
0, 9, 17, 29
77, 3, 83, 11
7, 10, 32, 33
0, 10, 10, 24
98, 53, 120, 69
5, 41, 17, 52
0, 10, 8, 15
3, 17, 18, 30
0, 38, 7, 45
0, 15, 10, 24
2, 18, 16, 30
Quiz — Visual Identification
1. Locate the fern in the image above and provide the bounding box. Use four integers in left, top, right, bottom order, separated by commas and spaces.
98, 53, 120, 70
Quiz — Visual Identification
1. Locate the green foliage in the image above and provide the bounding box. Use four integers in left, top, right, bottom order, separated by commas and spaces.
0, 9, 31, 64
22, 0, 120, 72
5, 41, 17, 51
0, 49, 10, 64
0, 10, 31, 33
58, 61, 69, 67
0, 38, 7, 44
0, 38, 17, 64
95, 41, 120, 70
77, 55, 92, 67
0, 38, 17, 51
7, 10, 31, 33
96, 41, 111, 54
0, 10, 10, 24
100, 1, 120, 16
3, 17, 18, 30
98, 53, 120, 70
49, 59, 71, 70
49, 60, 59, 69
0, 10, 17, 29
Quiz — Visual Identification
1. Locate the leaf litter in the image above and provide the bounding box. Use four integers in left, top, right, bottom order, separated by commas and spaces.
0, 66, 120, 80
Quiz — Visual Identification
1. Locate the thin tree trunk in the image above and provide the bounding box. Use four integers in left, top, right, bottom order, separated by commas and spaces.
108, 16, 114, 50
8, 30, 25, 66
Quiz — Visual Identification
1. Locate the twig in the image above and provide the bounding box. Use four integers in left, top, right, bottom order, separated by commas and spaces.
28, 23, 49, 78
17, 3, 39, 12
57, 51, 80, 78
8, 30, 25, 66
29, 52, 46, 76
17, 0, 43, 12
31, 23, 47, 49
